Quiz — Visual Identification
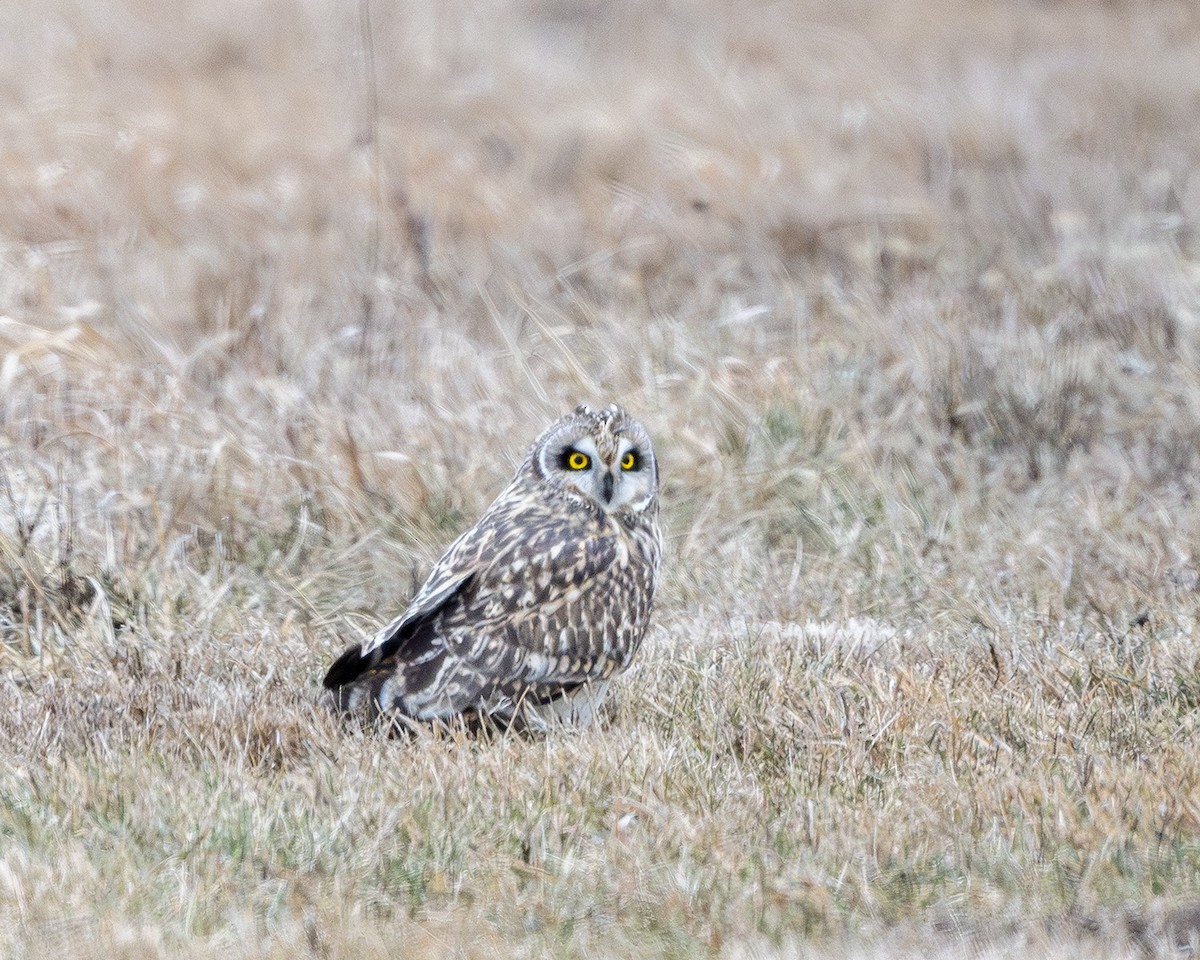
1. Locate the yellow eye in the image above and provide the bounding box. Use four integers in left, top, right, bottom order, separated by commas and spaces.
567, 451, 590, 470
621, 451, 637, 470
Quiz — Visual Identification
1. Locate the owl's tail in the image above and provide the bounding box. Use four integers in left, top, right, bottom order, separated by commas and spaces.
322, 644, 377, 690
321, 608, 451, 718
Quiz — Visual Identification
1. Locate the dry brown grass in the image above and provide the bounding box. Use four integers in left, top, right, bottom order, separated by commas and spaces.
4, 0, 1200, 956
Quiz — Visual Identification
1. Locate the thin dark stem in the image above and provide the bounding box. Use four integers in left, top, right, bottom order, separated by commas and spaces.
357, 0, 382, 375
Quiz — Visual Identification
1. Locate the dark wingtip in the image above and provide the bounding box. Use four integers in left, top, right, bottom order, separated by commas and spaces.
323, 645, 368, 689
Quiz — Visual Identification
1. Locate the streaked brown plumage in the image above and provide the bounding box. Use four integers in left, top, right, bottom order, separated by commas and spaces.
323, 404, 662, 728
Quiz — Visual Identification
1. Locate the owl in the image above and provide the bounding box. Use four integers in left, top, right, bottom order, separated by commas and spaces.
323, 404, 662, 730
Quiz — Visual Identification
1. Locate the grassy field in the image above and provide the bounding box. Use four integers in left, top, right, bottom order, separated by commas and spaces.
3, 0, 1200, 956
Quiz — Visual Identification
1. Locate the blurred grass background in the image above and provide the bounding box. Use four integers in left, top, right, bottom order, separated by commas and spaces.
3, 0, 1200, 956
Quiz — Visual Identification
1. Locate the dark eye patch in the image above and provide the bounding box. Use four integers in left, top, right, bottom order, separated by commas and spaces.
559, 447, 590, 471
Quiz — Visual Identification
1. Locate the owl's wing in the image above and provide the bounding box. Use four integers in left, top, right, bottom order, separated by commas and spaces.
412, 520, 629, 720
323, 494, 621, 694
445, 511, 624, 686
322, 518, 494, 691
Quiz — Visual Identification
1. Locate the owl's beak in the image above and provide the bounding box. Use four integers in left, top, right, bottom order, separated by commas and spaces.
601, 471, 614, 503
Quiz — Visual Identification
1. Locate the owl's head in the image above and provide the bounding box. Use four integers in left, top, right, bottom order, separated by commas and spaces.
529, 404, 659, 514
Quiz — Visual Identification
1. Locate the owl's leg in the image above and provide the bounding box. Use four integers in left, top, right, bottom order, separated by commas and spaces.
513, 678, 613, 729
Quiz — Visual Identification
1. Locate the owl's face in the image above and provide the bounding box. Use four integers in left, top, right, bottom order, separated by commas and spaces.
530, 404, 658, 514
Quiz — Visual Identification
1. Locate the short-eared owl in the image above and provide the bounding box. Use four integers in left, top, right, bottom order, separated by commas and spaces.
323, 404, 662, 729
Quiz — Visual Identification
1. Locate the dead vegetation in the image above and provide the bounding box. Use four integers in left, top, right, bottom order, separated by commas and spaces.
3, 0, 1200, 956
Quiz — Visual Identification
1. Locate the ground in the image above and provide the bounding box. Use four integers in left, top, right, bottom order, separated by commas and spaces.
2, 0, 1200, 957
